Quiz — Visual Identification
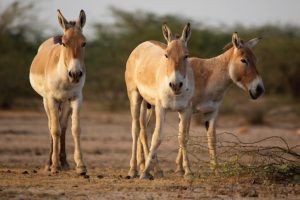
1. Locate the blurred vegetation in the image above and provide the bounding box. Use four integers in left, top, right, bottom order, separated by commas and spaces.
0, 1, 300, 110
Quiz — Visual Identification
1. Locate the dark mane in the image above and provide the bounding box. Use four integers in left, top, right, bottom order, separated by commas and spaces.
222, 42, 233, 52
53, 35, 62, 45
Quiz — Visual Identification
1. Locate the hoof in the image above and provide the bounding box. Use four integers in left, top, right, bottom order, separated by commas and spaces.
154, 170, 164, 178
175, 168, 184, 176
50, 166, 60, 174
128, 168, 138, 179
140, 171, 153, 180
61, 161, 70, 170
76, 166, 87, 175
184, 173, 195, 180
44, 164, 51, 172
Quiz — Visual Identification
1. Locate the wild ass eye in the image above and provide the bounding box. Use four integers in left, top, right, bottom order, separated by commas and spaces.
165, 54, 168, 58
82, 42, 86, 47
184, 55, 189, 59
241, 58, 248, 65
62, 42, 67, 47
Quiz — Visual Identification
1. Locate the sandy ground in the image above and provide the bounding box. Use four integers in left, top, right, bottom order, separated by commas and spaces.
0, 109, 299, 199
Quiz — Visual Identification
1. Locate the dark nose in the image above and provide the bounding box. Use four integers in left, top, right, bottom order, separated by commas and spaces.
169, 81, 183, 93
68, 70, 83, 81
256, 84, 264, 97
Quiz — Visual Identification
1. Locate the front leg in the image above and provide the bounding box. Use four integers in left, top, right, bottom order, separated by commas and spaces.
178, 107, 193, 179
43, 98, 53, 171
59, 101, 71, 170
70, 97, 87, 175
140, 104, 165, 179
47, 97, 61, 173
206, 117, 218, 170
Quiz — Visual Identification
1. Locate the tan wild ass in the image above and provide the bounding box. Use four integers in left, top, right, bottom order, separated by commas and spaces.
29, 10, 87, 174
139, 32, 265, 176
125, 23, 194, 179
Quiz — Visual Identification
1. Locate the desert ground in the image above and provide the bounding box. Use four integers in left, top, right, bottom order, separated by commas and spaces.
0, 104, 299, 199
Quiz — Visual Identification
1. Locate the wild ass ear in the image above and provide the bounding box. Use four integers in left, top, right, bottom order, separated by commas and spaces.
181, 22, 191, 43
76, 10, 86, 29
245, 37, 261, 49
57, 9, 69, 30
232, 32, 242, 49
162, 23, 174, 43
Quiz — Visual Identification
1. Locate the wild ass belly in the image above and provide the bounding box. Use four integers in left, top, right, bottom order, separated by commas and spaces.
29, 73, 46, 97
195, 100, 220, 121
136, 84, 157, 106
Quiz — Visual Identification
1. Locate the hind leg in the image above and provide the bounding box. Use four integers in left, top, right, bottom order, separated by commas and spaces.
137, 100, 149, 173
59, 101, 71, 170
43, 98, 53, 171
128, 90, 142, 178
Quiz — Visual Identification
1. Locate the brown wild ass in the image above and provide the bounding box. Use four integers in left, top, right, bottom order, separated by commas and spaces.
29, 10, 87, 174
139, 32, 265, 176
125, 23, 194, 179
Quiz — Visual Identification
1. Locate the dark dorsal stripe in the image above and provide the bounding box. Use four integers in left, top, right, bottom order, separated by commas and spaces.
53, 35, 62, 45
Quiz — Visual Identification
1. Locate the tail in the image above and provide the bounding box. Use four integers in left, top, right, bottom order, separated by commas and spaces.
146, 105, 153, 128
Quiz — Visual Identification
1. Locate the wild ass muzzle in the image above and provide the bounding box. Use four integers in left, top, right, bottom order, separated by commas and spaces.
125, 23, 194, 179
29, 9, 87, 174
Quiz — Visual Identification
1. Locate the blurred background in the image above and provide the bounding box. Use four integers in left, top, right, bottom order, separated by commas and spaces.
0, 0, 299, 126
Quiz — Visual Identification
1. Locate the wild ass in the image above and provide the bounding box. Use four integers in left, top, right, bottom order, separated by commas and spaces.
125, 23, 194, 179
29, 10, 87, 174
139, 32, 265, 176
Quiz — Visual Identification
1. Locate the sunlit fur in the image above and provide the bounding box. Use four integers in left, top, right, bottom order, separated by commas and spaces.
125, 23, 194, 179
138, 32, 265, 175
29, 10, 87, 174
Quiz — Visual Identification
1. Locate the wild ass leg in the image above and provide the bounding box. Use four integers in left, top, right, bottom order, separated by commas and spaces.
70, 97, 87, 175
137, 100, 148, 172
137, 103, 163, 177
140, 104, 165, 179
128, 90, 142, 178
43, 98, 53, 171
59, 101, 71, 170
175, 114, 191, 175
178, 108, 193, 179
47, 97, 61, 173
206, 117, 218, 171
175, 148, 183, 175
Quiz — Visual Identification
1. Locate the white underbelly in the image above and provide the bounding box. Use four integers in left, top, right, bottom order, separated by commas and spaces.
137, 84, 157, 105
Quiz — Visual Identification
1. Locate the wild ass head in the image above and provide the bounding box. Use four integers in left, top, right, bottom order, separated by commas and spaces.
57, 9, 86, 83
162, 23, 192, 95
228, 32, 264, 99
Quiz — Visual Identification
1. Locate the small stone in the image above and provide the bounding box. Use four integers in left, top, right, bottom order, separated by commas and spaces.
22, 171, 29, 175
32, 170, 37, 173
83, 174, 89, 179
6, 170, 11, 173
97, 175, 104, 179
